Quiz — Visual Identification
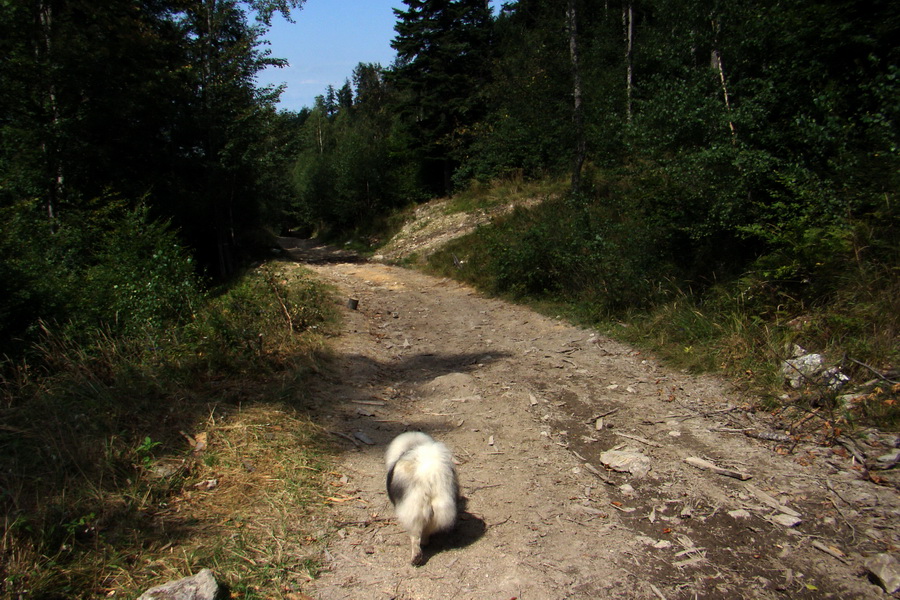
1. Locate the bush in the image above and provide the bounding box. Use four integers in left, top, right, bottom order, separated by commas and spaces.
76, 204, 203, 338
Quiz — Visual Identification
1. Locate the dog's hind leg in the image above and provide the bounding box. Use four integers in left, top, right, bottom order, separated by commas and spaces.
409, 533, 425, 566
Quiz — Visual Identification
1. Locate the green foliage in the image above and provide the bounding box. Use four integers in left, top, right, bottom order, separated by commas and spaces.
389, 0, 493, 194
0, 0, 304, 279
0, 199, 202, 359
428, 187, 671, 316
190, 264, 336, 370
78, 205, 202, 337
289, 66, 426, 235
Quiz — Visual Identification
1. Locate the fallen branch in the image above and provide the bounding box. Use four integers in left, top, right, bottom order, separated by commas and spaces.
790, 408, 821, 433
744, 483, 801, 517
744, 430, 792, 443
810, 540, 849, 564
846, 356, 899, 384
583, 462, 613, 484
684, 456, 751, 481
329, 431, 360, 446
586, 407, 619, 423
649, 583, 668, 600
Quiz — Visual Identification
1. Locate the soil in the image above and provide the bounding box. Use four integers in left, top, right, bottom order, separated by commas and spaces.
276, 223, 899, 600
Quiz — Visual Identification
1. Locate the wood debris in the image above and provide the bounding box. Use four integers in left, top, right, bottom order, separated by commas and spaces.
684, 456, 751, 480
810, 540, 848, 564
744, 483, 801, 517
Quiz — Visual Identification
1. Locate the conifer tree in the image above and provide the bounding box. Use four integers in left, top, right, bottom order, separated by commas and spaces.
389, 0, 492, 193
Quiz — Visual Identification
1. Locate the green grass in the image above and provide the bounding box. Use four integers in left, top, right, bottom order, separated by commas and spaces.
0, 261, 339, 599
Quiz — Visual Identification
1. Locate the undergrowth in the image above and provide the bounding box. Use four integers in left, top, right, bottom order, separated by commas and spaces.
0, 262, 339, 599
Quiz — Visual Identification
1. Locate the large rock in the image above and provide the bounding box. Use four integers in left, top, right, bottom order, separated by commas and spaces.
138, 569, 220, 600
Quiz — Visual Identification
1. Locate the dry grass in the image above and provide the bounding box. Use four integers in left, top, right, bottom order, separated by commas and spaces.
119, 403, 334, 598
2, 399, 337, 600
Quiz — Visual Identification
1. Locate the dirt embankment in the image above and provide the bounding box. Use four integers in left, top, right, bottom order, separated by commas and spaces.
277, 235, 899, 600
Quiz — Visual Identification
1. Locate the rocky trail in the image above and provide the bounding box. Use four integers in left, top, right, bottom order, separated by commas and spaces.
277, 236, 899, 600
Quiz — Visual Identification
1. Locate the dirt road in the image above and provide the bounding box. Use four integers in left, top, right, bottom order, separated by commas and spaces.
280, 238, 897, 600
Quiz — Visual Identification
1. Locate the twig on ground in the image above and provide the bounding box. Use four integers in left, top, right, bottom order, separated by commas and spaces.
649, 583, 668, 600
468, 483, 502, 493
810, 540, 849, 564
846, 356, 899, 384
684, 456, 752, 481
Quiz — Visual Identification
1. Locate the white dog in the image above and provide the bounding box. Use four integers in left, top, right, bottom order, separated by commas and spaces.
385, 431, 459, 565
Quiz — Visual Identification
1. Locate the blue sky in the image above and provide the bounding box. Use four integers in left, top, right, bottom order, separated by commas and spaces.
255, 0, 502, 112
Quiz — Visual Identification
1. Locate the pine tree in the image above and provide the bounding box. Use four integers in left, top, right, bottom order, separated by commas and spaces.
389, 0, 492, 193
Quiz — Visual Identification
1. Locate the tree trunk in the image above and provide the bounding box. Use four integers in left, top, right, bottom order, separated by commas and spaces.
567, 0, 586, 193
623, 3, 634, 123
38, 0, 63, 231
710, 20, 737, 144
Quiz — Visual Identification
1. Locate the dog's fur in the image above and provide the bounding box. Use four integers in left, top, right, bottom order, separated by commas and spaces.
385, 432, 459, 565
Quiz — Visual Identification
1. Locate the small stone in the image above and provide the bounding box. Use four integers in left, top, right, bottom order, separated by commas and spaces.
600, 450, 651, 479
876, 449, 900, 468
353, 431, 375, 445
866, 553, 900, 593
138, 569, 219, 600
770, 513, 802, 527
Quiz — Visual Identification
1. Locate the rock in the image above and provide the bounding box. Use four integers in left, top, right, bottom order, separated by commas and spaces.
875, 449, 900, 469
865, 553, 900, 593
769, 513, 802, 527
353, 431, 375, 445
781, 353, 849, 389
599, 449, 651, 479
138, 569, 220, 600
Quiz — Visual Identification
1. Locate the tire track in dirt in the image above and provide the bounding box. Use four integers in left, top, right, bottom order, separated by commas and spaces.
280, 239, 896, 600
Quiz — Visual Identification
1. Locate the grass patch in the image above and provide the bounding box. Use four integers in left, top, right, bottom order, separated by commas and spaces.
445, 173, 568, 216
1, 261, 340, 598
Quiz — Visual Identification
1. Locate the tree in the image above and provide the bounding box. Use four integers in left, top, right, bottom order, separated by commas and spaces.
567, 0, 586, 192
455, 0, 574, 182
167, 0, 305, 276
389, 0, 493, 193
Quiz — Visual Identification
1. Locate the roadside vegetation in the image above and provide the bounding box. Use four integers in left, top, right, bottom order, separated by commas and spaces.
286, 0, 897, 435
423, 173, 899, 432
1, 253, 338, 598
